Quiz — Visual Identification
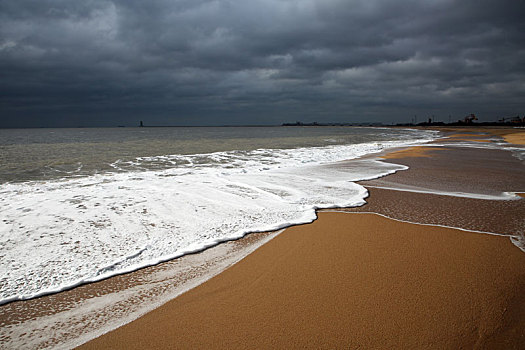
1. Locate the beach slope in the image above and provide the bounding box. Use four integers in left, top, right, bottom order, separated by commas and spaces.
79, 212, 525, 349
79, 128, 525, 349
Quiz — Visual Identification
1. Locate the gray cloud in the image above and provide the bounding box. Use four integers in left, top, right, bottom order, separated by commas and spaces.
1, 0, 524, 127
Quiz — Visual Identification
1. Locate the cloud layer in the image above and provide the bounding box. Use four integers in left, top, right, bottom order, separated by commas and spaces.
1, 0, 524, 126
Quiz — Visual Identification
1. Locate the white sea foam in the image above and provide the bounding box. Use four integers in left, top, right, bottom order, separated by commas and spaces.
0, 138, 434, 304
362, 185, 521, 200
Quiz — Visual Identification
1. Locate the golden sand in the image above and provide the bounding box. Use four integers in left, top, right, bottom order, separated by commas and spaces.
502, 132, 525, 145
79, 212, 525, 349
471, 128, 525, 145
447, 136, 493, 142
381, 146, 441, 159
448, 132, 490, 138
429, 127, 525, 145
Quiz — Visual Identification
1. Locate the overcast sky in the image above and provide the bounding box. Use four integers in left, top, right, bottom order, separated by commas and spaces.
1, 0, 524, 127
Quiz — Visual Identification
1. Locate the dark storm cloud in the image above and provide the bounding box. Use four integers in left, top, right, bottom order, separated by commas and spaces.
1, 0, 524, 127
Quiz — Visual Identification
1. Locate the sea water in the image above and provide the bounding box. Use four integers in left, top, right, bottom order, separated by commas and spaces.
0, 126, 438, 304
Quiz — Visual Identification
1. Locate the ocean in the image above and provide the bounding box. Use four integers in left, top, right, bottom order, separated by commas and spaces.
0, 126, 439, 305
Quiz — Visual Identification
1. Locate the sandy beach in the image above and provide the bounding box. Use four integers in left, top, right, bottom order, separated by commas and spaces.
79, 212, 525, 349
78, 127, 525, 349
2, 1, 524, 348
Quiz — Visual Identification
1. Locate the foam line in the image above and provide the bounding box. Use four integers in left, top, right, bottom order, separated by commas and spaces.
363, 185, 520, 200
2, 137, 438, 304
325, 210, 515, 237
325, 211, 525, 253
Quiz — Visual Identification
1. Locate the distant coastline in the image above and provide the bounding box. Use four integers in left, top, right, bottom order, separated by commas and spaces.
2, 113, 524, 130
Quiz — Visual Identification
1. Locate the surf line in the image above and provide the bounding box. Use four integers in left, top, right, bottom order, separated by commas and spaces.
363, 185, 520, 200
324, 210, 525, 253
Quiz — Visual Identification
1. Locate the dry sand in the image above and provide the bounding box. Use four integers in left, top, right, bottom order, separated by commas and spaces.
77, 127, 525, 349
428, 126, 525, 145
381, 146, 443, 159
479, 127, 525, 145
503, 132, 525, 145
79, 212, 525, 349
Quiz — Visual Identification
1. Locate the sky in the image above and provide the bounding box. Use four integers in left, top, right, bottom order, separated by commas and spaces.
1, 0, 524, 127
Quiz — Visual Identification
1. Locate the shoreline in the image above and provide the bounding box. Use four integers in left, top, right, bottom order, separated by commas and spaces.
78, 127, 525, 348
0, 127, 432, 306
1, 127, 524, 348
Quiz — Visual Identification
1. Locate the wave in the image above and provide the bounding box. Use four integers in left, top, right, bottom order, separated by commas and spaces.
0, 137, 436, 304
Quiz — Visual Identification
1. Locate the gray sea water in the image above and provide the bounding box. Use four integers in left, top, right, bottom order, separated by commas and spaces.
0, 126, 431, 183
0, 126, 440, 306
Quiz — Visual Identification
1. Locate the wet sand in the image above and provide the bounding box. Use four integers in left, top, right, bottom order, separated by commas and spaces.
79, 128, 525, 349
0, 227, 281, 349
368, 145, 525, 198
380, 146, 444, 159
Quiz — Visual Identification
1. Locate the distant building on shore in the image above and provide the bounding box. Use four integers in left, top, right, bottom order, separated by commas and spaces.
498, 115, 524, 124
396, 113, 524, 127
